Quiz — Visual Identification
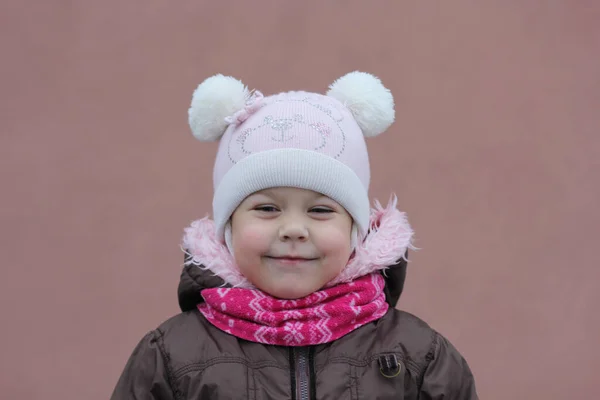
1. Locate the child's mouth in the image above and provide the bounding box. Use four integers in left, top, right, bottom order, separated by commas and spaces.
265, 256, 318, 265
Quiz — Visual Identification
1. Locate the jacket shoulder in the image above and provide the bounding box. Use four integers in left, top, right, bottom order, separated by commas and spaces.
326, 308, 436, 370
155, 310, 286, 372
154, 310, 228, 370
382, 309, 478, 397
156, 309, 210, 338
376, 309, 439, 385
111, 311, 226, 400
384, 308, 438, 355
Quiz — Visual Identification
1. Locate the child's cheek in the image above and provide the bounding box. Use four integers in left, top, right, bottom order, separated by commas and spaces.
235, 224, 272, 252
318, 225, 352, 250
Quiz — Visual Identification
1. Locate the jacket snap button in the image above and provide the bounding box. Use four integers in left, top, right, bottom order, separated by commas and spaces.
378, 354, 402, 378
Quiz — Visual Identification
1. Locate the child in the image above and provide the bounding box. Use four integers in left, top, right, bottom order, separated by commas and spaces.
111, 72, 478, 399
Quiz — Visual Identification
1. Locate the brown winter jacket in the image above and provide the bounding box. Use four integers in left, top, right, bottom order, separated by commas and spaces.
111, 257, 478, 399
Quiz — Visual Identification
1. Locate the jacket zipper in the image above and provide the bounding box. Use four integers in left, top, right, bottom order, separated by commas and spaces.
290, 347, 314, 400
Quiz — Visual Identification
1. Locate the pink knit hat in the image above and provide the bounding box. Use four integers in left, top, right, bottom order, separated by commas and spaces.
188, 72, 395, 241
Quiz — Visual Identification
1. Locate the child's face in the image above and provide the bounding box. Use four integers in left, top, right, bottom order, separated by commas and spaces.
230, 187, 353, 299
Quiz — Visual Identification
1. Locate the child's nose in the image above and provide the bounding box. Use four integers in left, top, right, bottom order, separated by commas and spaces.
278, 220, 309, 242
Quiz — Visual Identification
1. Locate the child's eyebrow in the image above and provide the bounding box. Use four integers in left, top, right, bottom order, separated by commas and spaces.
314, 196, 336, 204
247, 192, 275, 202
254, 190, 276, 198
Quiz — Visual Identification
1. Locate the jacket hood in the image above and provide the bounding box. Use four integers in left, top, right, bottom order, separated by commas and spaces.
178, 196, 414, 311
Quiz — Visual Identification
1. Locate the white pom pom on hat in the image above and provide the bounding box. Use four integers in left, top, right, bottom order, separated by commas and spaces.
188, 74, 249, 141
326, 71, 395, 138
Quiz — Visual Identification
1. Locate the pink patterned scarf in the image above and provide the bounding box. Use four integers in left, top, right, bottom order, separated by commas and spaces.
199, 273, 388, 346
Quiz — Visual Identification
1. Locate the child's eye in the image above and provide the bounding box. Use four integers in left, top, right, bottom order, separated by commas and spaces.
310, 207, 333, 214
254, 205, 279, 212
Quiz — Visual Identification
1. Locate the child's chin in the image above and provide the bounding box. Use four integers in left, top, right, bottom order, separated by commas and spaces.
262, 283, 316, 300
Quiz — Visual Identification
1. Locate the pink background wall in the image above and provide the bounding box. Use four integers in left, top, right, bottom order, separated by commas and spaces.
2, 2, 599, 399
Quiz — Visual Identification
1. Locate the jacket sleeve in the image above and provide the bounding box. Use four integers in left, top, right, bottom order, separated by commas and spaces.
418, 333, 478, 400
111, 331, 177, 400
